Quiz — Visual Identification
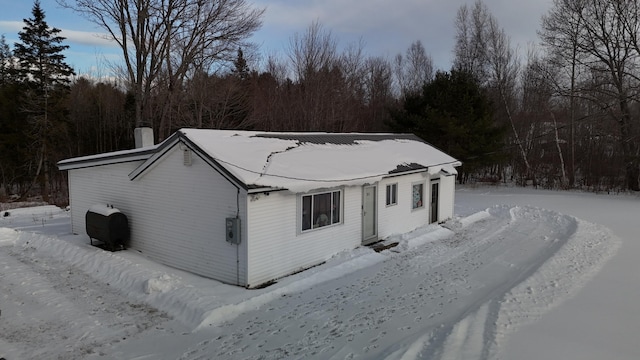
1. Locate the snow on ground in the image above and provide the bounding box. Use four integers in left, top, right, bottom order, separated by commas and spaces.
0, 186, 634, 359
456, 186, 640, 360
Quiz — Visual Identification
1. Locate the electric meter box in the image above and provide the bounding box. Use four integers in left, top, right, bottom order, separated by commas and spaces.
225, 217, 241, 244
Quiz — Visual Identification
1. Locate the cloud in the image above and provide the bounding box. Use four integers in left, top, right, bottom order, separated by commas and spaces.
60, 29, 117, 48
258, 0, 446, 34
252, 0, 550, 70
0, 20, 115, 48
252, 0, 459, 67
0, 20, 24, 33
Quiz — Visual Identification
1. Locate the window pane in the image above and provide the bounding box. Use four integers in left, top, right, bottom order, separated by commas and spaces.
332, 191, 340, 224
302, 195, 312, 230
386, 185, 391, 205
391, 184, 397, 205
412, 183, 423, 209
313, 193, 331, 228
302, 190, 342, 231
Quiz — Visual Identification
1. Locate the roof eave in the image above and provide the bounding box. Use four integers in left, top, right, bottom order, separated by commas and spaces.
57, 147, 157, 171
128, 130, 249, 191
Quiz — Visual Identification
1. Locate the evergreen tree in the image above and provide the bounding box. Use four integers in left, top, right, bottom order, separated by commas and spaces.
388, 69, 505, 182
233, 47, 250, 80
0, 35, 15, 85
14, 1, 75, 89
12, 0, 75, 201
0, 37, 27, 198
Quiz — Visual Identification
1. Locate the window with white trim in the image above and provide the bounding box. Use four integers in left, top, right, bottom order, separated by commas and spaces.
412, 182, 424, 209
386, 183, 398, 206
301, 190, 342, 231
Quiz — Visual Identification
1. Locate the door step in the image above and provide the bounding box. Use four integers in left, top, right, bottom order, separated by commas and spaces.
369, 241, 399, 253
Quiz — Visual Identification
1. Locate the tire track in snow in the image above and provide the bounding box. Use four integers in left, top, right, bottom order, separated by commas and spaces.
180, 205, 586, 360
399, 206, 618, 360
385, 205, 576, 360
488, 217, 621, 359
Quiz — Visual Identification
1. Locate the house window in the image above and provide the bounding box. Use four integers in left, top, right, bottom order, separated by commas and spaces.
301, 190, 342, 231
412, 182, 424, 209
386, 183, 398, 206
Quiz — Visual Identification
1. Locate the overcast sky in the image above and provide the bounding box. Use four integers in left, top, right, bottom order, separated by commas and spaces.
0, 0, 553, 76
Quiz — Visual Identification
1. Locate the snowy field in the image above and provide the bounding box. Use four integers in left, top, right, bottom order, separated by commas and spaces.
0, 186, 637, 359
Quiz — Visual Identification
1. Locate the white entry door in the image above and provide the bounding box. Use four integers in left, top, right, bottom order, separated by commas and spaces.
362, 185, 377, 244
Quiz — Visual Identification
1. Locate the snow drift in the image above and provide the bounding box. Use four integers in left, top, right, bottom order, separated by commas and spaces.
0, 198, 621, 360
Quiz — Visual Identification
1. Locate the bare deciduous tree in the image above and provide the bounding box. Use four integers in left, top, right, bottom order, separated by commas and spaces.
394, 40, 433, 98
363, 56, 393, 130
288, 21, 337, 82
58, 0, 264, 138
520, 49, 569, 187
454, 0, 529, 183
453, 0, 491, 84
484, 15, 530, 182
286, 21, 359, 131
575, 0, 640, 190
539, 0, 587, 187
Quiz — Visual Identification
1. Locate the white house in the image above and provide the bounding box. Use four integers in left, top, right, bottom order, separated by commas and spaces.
58, 129, 461, 287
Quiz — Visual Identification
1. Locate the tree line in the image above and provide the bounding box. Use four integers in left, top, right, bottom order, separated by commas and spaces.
2, 0, 640, 204
396, 0, 640, 191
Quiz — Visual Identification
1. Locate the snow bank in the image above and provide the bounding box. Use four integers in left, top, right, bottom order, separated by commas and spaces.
383, 221, 457, 252
404, 227, 455, 250
385, 333, 432, 360
144, 274, 177, 294
3, 222, 388, 332
0, 204, 64, 217
388, 205, 621, 360
420, 204, 622, 360
194, 251, 386, 331
490, 218, 622, 357
0, 227, 18, 246
440, 303, 491, 360
458, 209, 491, 228
7, 230, 203, 326
0, 198, 625, 359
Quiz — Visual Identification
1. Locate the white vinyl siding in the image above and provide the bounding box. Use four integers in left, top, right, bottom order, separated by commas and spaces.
245, 186, 361, 287
67, 161, 144, 236
377, 173, 430, 239
438, 174, 456, 223
67, 143, 248, 286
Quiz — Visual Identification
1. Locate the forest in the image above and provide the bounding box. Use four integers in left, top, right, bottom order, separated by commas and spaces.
1, 0, 640, 206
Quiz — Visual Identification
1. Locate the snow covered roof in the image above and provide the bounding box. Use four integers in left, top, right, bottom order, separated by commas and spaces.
57, 145, 157, 171
152, 129, 460, 192
59, 129, 461, 193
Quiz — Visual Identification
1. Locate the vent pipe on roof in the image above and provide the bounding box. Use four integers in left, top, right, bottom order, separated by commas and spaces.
134, 127, 154, 148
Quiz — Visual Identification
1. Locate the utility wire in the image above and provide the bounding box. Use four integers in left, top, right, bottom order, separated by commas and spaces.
213, 157, 461, 183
